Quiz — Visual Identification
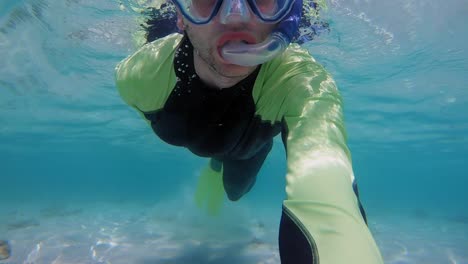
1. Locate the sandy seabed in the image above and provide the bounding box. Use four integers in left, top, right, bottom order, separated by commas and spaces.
1, 199, 467, 264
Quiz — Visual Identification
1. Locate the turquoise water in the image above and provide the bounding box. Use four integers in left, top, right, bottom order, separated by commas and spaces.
1, 0, 467, 263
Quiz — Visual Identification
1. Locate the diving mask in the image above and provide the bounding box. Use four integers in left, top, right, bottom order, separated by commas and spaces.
173, 0, 306, 66
173, 0, 296, 24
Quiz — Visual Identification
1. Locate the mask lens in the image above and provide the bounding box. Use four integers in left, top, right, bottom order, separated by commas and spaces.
189, 0, 218, 19
252, 0, 292, 21
253, 0, 278, 16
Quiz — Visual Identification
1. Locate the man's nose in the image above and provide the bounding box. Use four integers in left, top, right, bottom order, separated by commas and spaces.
219, 0, 251, 24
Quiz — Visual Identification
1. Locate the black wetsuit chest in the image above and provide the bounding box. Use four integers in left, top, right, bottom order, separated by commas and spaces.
143, 37, 281, 160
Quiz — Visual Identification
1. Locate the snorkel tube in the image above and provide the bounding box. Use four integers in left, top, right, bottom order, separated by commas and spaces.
221, 0, 304, 66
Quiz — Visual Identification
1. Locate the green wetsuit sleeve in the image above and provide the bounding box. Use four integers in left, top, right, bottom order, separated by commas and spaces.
114, 33, 182, 115
281, 54, 383, 263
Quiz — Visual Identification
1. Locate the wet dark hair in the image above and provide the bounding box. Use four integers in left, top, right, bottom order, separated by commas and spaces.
140, 3, 179, 43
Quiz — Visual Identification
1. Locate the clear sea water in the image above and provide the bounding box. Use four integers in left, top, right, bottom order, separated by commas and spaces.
0, 0, 467, 263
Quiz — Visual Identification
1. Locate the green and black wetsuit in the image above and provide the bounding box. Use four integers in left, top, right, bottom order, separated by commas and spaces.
115, 33, 383, 264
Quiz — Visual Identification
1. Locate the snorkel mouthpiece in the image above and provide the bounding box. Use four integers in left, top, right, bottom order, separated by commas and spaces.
221, 0, 304, 66
221, 32, 289, 66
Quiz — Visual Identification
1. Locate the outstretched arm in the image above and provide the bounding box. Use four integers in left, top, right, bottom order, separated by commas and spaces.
279, 64, 383, 264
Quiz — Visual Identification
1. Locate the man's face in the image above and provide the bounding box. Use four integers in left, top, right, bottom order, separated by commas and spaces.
177, 4, 276, 80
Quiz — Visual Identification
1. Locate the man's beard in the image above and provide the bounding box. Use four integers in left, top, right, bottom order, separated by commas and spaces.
185, 24, 254, 79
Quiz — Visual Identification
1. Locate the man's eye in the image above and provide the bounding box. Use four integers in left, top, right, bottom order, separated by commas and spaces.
254, 0, 278, 15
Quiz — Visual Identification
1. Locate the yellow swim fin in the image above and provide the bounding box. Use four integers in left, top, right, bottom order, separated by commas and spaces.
194, 160, 224, 216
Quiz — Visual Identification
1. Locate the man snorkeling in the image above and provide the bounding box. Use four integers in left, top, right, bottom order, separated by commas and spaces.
115, 0, 384, 262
